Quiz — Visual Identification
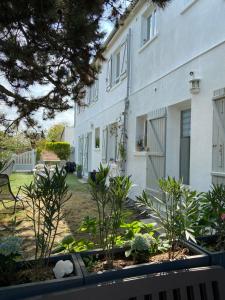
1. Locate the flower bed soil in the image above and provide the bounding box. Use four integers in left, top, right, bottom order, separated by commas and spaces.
0, 254, 83, 300
0, 261, 77, 287
85, 246, 191, 273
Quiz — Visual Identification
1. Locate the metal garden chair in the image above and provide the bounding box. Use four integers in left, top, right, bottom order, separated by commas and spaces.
0, 174, 24, 214
0, 159, 15, 176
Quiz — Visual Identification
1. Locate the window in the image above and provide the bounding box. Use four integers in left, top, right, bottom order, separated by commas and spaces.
108, 123, 118, 161
142, 9, 157, 46
87, 79, 99, 105
136, 115, 148, 151
95, 127, 100, 149
101, 123, 118, 162
112, 50, 120, 85
106, 39, 127, 90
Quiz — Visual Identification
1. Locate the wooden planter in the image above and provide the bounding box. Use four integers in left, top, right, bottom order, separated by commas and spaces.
0, 254, 83, 300
76, 242, 210, 285
188, 235, 225, 268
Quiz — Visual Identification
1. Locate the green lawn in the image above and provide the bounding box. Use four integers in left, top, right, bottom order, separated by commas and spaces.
10, 173, 33, 194
9, 172, 89, 194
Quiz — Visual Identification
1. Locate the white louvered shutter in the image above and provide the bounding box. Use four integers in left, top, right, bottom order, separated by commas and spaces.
120, 40, 127, 76
106, 56, 112, 91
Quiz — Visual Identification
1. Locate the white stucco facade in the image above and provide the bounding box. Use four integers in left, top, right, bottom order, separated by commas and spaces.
74, 0, 225, 197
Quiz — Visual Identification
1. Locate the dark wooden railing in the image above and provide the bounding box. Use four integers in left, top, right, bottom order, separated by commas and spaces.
33, 266, 225, 300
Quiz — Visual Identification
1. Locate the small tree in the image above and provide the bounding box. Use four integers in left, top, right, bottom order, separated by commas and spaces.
89, 164, 132, 268
47, 124, 65, 142
22, 167, 71, 265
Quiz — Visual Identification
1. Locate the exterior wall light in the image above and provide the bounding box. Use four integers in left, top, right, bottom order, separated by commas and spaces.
189, 78, 200, 94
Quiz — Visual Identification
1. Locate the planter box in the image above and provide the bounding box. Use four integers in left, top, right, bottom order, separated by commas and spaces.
0, 254, 83, 300
77, 170, 83, 178
76, 242, 209, 285
188, 235, 225, 268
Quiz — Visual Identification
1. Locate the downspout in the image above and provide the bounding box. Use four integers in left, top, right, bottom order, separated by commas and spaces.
121, 28, 131, 175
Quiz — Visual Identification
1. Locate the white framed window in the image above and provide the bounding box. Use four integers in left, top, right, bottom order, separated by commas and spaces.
86, 79, 99, 105
106, 39, 128, 90
112, 50, 121, 85
136, 115, 148, 151
142, 8, 157, 46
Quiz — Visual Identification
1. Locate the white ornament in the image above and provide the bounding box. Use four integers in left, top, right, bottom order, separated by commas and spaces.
53, 260, 74, 279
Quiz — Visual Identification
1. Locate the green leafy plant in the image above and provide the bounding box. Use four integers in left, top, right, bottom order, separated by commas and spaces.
76, 164, 83, 178
136, 177, 200, 259
0, 236, 22, 285
199, 184, 225, 250
22, 166, 71, 265
45, 142, 71, 160
120, 220, 156, 240
125, 233, 157, 263
53, 235, 94, 254
89, 164, 132, 268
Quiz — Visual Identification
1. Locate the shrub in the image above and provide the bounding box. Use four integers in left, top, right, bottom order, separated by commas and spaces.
136, 177, 200, 259
200, 184, 225, 250
22, 166, 72, 264
0, 236, 22, 285
45, 142, 71, 160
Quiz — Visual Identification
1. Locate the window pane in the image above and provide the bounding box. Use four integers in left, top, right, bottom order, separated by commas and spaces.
147, 15, 152, 41
116, 52, 120, 80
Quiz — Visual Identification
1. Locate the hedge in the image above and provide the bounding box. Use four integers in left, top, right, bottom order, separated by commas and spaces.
45, 142, 71, 160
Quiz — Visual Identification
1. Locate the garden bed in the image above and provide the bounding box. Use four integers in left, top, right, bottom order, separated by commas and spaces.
76, 241, 209, 285
188, 235, 225, 268
0, 254, 83, 300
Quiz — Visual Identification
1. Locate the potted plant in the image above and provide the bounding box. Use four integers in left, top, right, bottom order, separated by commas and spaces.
88, 169, 98, 182
95, 137, 100, 149
187, 184, 225, 267
77, 164, 83, 178
0, 167, 83, 300
75, 173, 209, 285
136, 139, 145, 151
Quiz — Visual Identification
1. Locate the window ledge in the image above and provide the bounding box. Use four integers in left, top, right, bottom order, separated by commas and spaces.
107, 74, 127, 93
94, 148, 101, 152
180, 0, 198, 15
139, 34, 158, 54
134, 151, 149, 157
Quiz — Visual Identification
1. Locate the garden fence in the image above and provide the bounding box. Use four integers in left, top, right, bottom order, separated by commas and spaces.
13, 149, 36, 172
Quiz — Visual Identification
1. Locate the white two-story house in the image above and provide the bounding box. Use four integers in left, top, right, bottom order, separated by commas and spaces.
74, 0, 225, 198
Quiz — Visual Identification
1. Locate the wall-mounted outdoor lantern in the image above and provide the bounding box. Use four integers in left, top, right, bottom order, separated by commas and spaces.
189, 78, 200, 94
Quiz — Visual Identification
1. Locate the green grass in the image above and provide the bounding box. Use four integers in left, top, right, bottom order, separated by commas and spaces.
66, 174, 89, 193
10, 173, 33, 194
9, 172, 88, 194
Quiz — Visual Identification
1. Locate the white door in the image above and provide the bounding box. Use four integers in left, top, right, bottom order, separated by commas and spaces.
146, 108, 167, 192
